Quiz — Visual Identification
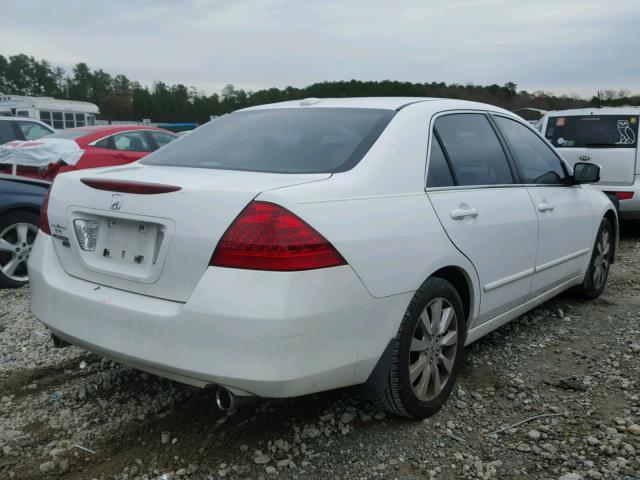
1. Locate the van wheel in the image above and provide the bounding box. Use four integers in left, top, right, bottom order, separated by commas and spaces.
0, 211, 40, 289
573, 217, 613, 300
375, 277, 466, 419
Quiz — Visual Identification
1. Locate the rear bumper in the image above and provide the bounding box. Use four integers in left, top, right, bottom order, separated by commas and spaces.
596, 176, 640, 220
29, 233, 411, 398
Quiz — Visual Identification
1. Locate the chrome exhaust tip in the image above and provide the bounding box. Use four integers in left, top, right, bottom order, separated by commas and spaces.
215, 387, 256, 411
215, 386, 234, 411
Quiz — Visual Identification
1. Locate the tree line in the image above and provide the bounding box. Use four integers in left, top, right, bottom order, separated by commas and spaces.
1, 53, 638, 124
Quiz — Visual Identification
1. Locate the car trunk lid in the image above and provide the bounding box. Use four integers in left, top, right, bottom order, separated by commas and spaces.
48, 164, 330, 301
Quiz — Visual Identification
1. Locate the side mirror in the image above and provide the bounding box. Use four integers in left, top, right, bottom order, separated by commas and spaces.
573, 162, 600, 184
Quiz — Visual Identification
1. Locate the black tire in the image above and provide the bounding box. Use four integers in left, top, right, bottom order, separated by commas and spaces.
573, 217, 613, 300
375, 277, 466, 419
0, 210, 40, 289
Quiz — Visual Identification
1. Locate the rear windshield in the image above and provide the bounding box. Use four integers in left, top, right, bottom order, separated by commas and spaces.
545, 115, 639, 148
44, 129, 93, 140
142, 108, 395, 173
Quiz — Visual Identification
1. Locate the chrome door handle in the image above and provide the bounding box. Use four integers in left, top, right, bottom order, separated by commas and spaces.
450, 207, 479, 220
538, 203, 554, 212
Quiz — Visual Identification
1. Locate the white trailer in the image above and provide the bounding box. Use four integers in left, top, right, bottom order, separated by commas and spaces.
0, 95, 99, 129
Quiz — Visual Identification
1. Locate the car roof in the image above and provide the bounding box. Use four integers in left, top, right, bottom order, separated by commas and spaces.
66, 125, 173, 134
546, 106, 640, 117
0, 116, 51, 124
42, 125, 176, 146
239, 97, 437, 111
70, 125, 176, 144
238, 97, 516, 116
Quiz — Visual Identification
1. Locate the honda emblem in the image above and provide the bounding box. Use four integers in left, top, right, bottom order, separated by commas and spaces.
110, 193, 124, 210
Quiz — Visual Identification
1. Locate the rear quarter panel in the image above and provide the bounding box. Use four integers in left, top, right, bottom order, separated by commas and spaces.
259, 102, 481, 329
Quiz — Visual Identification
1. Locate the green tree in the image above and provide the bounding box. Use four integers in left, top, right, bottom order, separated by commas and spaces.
70, 62, 92, 101
0, 55, 8, 93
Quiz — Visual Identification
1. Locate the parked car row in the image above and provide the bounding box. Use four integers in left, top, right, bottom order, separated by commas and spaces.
25, 97, 617, 419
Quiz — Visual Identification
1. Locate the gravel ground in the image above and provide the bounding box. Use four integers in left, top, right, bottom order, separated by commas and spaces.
1, 225, 639, 480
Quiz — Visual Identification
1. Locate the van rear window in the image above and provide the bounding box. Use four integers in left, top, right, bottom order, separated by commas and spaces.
545, 115, 638, 148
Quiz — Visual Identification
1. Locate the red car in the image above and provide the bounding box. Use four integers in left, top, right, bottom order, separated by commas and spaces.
0, 126, 178, 181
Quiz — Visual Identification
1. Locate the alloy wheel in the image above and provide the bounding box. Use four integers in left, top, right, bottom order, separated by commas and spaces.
592, 227, 610, 290
408, 297, 458, 402
0, 223, 39, 282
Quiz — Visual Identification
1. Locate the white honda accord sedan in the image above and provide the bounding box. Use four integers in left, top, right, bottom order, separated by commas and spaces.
29, 97, 617, 419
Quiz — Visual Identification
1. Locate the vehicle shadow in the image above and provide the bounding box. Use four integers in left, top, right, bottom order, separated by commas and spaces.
620, 220, 640, 239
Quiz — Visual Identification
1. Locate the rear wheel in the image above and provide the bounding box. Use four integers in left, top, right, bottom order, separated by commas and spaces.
573, 217, 613, 300
0, 211, 40, 288
375, 277, 466, 419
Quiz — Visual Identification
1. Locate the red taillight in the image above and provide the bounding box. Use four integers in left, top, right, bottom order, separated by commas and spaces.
211, 201, 346, 271
80, 178, 181, 194
615, 191, 634, 201
40, 189, 51, 235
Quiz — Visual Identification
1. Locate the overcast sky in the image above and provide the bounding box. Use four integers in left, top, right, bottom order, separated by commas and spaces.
2, 0, 638, 97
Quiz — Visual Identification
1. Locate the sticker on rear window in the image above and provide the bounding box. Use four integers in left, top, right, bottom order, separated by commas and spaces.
617, 120, 637, 145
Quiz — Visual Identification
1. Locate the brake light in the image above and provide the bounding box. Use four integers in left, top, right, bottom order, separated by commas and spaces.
211, 201, 346, 271
615, 191, 634, 200
80, 178, 181, 194
40, 189, 51, 235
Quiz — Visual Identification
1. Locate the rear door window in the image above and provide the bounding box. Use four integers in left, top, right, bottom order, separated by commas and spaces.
434, 113, 514, 186
495, 116, 567, 184
113, 131, 152, 152
0, 120, 16, 144
149, 131, 177, 149
426, 135, 455, 188
142, 108, 395, 173
94, 137, 112, 149
15, 121, 53, 141
545, 115, 639, 148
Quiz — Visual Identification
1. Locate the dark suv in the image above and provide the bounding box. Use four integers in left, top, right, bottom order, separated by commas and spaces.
0, 178, 47, 288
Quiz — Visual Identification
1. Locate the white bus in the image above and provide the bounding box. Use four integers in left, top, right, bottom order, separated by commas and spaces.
0, 95, 99, 129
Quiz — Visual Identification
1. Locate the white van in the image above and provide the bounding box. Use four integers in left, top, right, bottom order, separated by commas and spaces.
540, 107, 640, 220
0, 95, 99, 130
